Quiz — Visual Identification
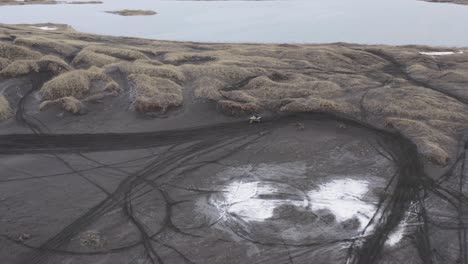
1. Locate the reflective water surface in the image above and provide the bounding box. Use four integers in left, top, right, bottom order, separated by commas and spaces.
0, 0, 468, 45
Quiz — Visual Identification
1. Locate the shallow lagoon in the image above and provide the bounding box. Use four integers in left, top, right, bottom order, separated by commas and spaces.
0, 0, 468, 45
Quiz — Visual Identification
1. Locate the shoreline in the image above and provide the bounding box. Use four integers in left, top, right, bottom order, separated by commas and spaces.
1, 23, 468, 264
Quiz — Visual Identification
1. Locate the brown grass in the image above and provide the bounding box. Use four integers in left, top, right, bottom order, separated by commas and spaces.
37, 55, 73, 74
0, 95, 12, 121
4, 25, 468, 166
103, 80, 122, 95
0, 57, 9, 70
0, 60, 39, 77
14, 37, 78, 57
107, 61, 185, 84
0, 42, 42, 60
86, 45, 149, 61
384, 117, 451, 165
181, 64, 266, 100
39, 96, 82, 114
0, 55, 71, 77
39, 67, 109, 100
129, 74, 183, 113
280, 97, 353, 115
217, 100, 260, 116
72, 49, 118, 68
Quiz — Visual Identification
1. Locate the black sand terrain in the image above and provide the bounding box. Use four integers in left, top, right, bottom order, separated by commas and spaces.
1, 24, 468, 264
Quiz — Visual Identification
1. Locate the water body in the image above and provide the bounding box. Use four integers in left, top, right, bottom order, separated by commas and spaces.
0, 0, 468, 46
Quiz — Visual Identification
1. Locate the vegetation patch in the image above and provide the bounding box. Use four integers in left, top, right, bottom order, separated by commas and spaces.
86, 45, 149, 61
72, 49, 119, 68
0, 55, 71, 77
0, 42, 42, 61
14, 37, 78, 57
2, 25, 468, 166
129, 74, 183, 113
107, 61, 185, 84
0, 95, 12, 121
39, 96, 83, 114
0, 57, 9, 71
39, 67, 111, 100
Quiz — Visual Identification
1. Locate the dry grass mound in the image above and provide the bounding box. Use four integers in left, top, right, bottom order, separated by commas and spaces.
107, 61, 185, 84
0, 95, 13, 121
105, 9, 157, 16
0, 42, 42, 60
280, 97, 354, 116
0, 57, 9, 70
181, 64, 266, 100
14, 37, 78, 57
0, 55, 71, 77
39, 96, 82, 114
0, 60, 39, 77
37, 55, 73, 74
217, 100, 260, 116
244, 76, 344, 100
39, 67, 110, 100
162, 52, 218, 65
384, 118, 452, 165
86, 46, 149, 61
72, 49, 118, 68
129, 74, 183, 113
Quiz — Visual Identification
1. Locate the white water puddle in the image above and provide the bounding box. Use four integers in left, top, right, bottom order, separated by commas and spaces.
210, 163, 407, 246
213, 177, 378, 227
215, 181, 308, 221
420, 51, 464, 56
307, 179, 376, 226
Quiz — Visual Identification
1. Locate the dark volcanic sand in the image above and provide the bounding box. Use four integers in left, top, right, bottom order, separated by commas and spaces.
0, 116, 427, 264
0, 25, 468, 264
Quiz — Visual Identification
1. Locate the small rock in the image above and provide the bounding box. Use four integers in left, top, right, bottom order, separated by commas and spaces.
18, 233, 31, 241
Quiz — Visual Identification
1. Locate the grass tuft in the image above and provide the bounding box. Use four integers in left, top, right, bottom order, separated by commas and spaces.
107, 61, 185, 84
14, 37, 78, 57
86, 45, 149, 61
0, 42, 42, 60
0, 95, 13, 121
0, 55, 71, 77
129, 73, 183, 113
39, 67, 109, 100
39, 96, 82, 114
72, 49, 118, 68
